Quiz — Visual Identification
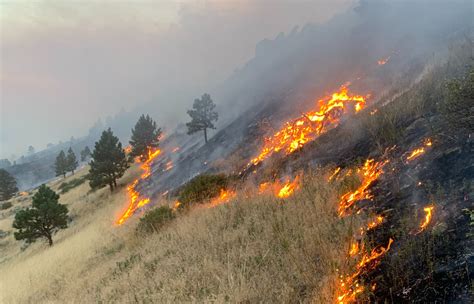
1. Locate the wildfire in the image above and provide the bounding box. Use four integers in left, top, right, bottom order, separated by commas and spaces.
259, 176, 300, 199
338, 159, 388, 217
406, 138, 432, 163
328, 167, 341, 181
171, 200, 181, 211
209, 188, 237, 206
249, 85, 369, 166
164, 161, 174, 171
337, 238, 394, 304
377, 56, 390, 65
366, 215, 384, 230
417, 205, 435, 233
116, 148, 161, 225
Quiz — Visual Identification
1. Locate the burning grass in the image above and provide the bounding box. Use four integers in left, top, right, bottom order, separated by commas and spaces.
0, 169, 363, 303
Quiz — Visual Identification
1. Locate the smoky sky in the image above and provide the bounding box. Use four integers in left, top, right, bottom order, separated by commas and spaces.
0, 0, 353, 159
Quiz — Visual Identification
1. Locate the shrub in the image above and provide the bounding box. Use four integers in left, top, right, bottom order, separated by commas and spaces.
177, 174, 229, 207
137, 206, 175, 233
58, 177, 87, 194
0, 201, 12, 210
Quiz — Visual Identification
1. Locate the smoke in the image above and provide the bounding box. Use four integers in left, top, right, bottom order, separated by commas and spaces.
0, 0, 353, 159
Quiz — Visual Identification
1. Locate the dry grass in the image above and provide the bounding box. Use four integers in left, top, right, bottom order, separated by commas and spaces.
0, 167, 360, 303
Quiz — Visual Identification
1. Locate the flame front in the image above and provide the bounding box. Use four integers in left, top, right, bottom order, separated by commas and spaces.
250, 85, 369, 166
116, 148, 161, 225
338, 159, 388, 217
209, 189, 237, 207
337, 238, 394, 304
259, 176, 300, 199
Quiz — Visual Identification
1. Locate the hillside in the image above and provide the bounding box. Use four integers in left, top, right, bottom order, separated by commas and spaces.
1, 1, 472, 303
0, 41, 472, 303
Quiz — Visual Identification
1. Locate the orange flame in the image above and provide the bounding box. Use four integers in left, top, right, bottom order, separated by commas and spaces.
418, 205, 434, 233
259, 176, 300, 199
377, 56, 390, 65
406, 138, 432, 163
116, 148, 161, 225
171, 200, 181, 211
249, 85, 369, 166
328, 167, 341, 181
337, 238, 394, 304
209, 188, 237, 207
338, 159, 388, 217
366, 215, 384, 230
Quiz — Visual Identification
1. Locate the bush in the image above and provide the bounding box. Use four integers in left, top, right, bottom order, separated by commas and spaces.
177, 174, 229, 207
0, 201, 12, 210
137, 206, 175, 233
58, 177, 87, 194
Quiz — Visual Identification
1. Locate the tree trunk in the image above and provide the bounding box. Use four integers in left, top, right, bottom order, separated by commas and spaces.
109, 182, 114, 192
204, 128, 208, 144
72, 169, 75, 175
63, 172, 66, 178
113, 179, 117, 188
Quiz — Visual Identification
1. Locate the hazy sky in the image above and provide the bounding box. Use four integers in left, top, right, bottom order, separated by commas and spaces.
0, 0, 353, 159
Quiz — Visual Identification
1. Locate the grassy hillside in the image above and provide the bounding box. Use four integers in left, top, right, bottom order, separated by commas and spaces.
0, 163, 365, 303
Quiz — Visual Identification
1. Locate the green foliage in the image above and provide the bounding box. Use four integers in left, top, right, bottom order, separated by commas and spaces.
0, 169, 18, 201
438, 68, 474, 139
58, 176, 87, 194
88, 128, 129, 191
178, 174, 228, 207
186, 93, 218, 144
137, 206, 175, 233
66, 147, 78, 174
0, 201, 13, 210
129, 114, 162, 162
54, 150, 68, 178
80, 146, 92, 162
12, 185, 69, 246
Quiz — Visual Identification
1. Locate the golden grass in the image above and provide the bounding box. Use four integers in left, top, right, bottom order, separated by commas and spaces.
0, 167, 360, 303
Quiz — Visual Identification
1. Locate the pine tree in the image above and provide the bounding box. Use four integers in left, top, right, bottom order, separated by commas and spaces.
13, 185, 68, 246
80, 146, 92, 162
186, 93, 218, 144
0, 169, 18, 201
129, 114, 162, 162
54, 150, 68, 178
66, 147, 78, 174
88, 128, 129, 191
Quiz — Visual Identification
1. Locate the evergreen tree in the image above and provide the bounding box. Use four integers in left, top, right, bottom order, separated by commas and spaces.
186, 93, 218, 144
13, 185, 68, 246
88, 128, 129, 191
80, 146, 92, 162
27, 145, 35, 155
129, 114, 162, 162
0, 169, 18, 201
54, 150, 68, 178
66, 147, 78, 174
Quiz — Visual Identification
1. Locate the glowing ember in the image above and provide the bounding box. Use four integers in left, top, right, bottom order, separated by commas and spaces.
171, 147, 180, 153
328, 167, 341, 181
418, 205, 434, 233
209, 188, 236, 206
171, 200, 181, 211
164, 161, 173, 171
366, 215, 384, 230
249, 85, 369, 166
338, 159, 388, 217
116, 148, 161, 225
406, 138, 432, 163
377, 56, 390, 65
124, 145, 132, 154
